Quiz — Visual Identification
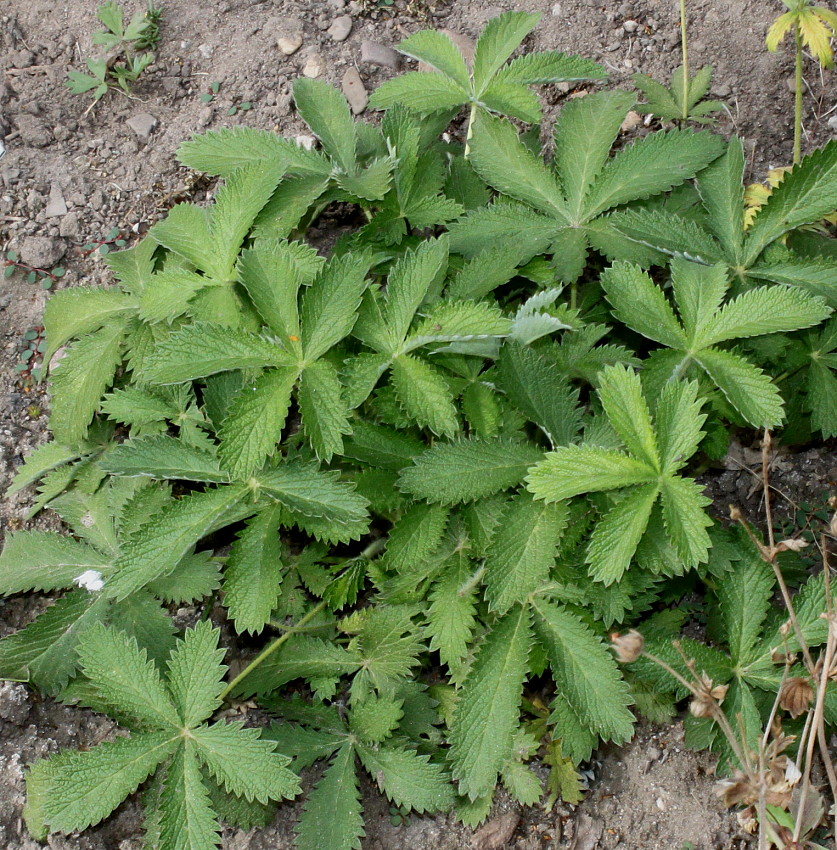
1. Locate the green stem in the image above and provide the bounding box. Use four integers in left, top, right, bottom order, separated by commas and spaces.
464, 102, 478, 159
793, 21, 803, 164
219, 599, 328, 702
680, 0, 689, 121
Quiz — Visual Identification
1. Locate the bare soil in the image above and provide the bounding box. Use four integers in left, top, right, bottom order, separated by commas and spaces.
1, 1, 835, 848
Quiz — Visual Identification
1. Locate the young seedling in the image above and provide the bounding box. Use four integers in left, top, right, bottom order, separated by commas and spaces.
766, 0, 837, 162
632, 0, 725, 123
199, 80, 221, 103
3, 250, 65, 289
66, 1, 163, 108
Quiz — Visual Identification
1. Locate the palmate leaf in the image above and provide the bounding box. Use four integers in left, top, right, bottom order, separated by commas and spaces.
449, 605, 532, 800
369, 12, 604, 124
602, 258, 830, 427
399, 437, 543, 504
532, 598, 633, 742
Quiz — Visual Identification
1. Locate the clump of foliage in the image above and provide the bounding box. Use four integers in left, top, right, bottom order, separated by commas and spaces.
766, 0, 836, 163
66, 0, 163, 106
3, 9, 837, 850
632, 0, 724, 123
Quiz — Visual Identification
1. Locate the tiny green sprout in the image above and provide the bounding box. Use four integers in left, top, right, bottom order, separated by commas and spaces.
766, 0, 837, 162
66, 0, 162, 107
201, 80, 222, 103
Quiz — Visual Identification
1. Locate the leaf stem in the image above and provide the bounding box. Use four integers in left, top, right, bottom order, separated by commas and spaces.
464, 102, 478, 158
219, 599, 328, 701
679, 0, 689, 121
793, 20, 803, 164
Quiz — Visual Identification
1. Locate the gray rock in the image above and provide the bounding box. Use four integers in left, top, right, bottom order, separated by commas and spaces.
16, 114, 52, 148
277, 32, 303, 55
19, 235, 65, 269
328, 15, 352, 42
126, 112, 158, 142
360, 39, 400, 70
829, 115, 837, 133
341, 67, 368, 114
45, 183, 67, 218
0, 682, 30, 725
59, 211, 81, 239
623, 19, 639, 32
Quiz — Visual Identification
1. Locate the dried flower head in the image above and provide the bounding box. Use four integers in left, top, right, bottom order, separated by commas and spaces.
719, 772, 758, 807
775, 538, 808, 553
689, 673, 728, 718
610, 629, 644, 663
779, 676, 814, 718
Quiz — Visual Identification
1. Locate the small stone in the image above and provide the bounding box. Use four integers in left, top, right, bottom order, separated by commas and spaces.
59, 211, 81, 239
126, 113, 158, 143
0, 681, 30, 725
471, 812, 520, 850
198, 105, 214, 127
327, 0, 346, 7
328, 15, 352, 42
19, 235, 65, 268
45, 183, 68, 218
360, 39, 400, 70
277, 32, 303, 55
712, 82, 732, 98
828, 115, 837, 133
620, 110, 642, 132
551, 3, 562, 14
341, 67, 368, 114
16, 114, 52, 148
623, 19, 639, 32
197, 43, 214, 58
302, 52, 324, 78
295, 134, 316, 150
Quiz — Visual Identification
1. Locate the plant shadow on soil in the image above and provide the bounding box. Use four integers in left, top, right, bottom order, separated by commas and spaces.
1, 0, 834, 847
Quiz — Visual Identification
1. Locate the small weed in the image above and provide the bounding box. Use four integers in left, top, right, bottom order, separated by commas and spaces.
199, 80, 222, 103
3, 251, 65, 290
388, 805, 410, 826
66, 1, 163, 107
14, 326, 46, 384
79, 228, 127, 257
227, 100, 252, 117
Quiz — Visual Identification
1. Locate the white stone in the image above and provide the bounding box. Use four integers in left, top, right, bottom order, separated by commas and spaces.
302, 52, 324, 78
44, 183, 67, 218
328, 15, 353, 42
277, 33, 303, 55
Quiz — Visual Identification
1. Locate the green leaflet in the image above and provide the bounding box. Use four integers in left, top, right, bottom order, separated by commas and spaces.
399, 437, 544, 504
449, 605, 532, 800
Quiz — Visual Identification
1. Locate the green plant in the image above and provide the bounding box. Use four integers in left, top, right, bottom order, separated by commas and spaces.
368, 11, 607, 152
66, 1, 163, 105
4, 11, 837, 850
766, 0, 837, 163
24, 621, 299, 844
606, 136, 837, 298
632, 0, 724, 123
200, 80, 222, 103
3, 250, 65, 289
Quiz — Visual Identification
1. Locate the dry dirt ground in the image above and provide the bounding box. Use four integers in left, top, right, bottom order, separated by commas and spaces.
1, 0, 835, 848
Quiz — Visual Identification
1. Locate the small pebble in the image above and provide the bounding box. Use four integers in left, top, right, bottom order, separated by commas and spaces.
828, 115, 837, 132
126, 113, 158, 143
302, 52, 324, 78
19, 235, 65, 268
44, 183, 67, 218
342, 67, 368, 114
360, 39, 400, 70
623, 19, 639, 32
277, 32, 303, 55
197, 43, 213, 58
328, 15, 353, 42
